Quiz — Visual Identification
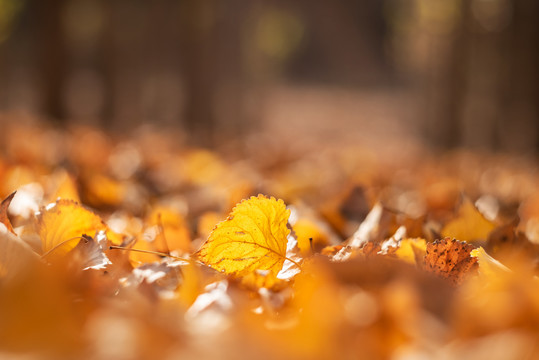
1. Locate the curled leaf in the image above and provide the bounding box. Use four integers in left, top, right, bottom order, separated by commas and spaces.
196, 195, 291, 281
73, 232, 112, 270
470, 247, 511, 278
0, 192, 17, 235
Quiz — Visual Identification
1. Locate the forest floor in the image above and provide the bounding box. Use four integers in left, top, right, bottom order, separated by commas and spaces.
0, 95, 538, 359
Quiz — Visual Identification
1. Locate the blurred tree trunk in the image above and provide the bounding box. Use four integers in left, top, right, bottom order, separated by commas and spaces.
178, 0, 219, 146
422, 2, 468, 149
498, 0, 539, 152
178, 0, 252, 147
97, 0, 114, 129
425, 0, 539, 153
291, 0, 390, 84
214, 0, 248, 140
32, 0, 68, 124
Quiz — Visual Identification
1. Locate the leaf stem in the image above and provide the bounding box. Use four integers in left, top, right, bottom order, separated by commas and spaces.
108, 245, 192, 263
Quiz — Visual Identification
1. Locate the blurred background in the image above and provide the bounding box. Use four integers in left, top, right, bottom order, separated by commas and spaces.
0, 0, 537, 152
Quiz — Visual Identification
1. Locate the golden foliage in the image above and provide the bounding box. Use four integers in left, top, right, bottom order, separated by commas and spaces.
36, 199, 121, 259
196, 195, 291, 280
2, 124, 539, 359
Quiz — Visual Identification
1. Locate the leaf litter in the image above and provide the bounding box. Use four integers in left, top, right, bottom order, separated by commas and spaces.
0, 122, 539, 359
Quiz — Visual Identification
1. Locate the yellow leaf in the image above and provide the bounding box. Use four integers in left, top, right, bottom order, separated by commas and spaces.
470, 247, 511, 278
441, 197, 495, 242
395, 238, 426, 265
196, 195, 291, 280
36, 199, 122, 259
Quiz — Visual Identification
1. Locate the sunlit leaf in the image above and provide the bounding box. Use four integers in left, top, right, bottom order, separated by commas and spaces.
36, 199, 122, 259
196, 195, 291, 280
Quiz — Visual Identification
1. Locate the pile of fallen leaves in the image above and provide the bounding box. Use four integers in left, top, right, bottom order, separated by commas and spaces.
1, 120, 539, 359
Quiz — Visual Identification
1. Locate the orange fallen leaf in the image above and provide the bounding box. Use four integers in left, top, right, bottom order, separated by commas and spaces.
196, 195, 292, 281
423, 237, 478, 285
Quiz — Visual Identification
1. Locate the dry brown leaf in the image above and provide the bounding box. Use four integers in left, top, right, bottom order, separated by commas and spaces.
423, 237, 478, 285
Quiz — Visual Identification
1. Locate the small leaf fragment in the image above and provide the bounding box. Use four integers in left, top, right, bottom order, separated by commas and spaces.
395, 238, 427, 266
